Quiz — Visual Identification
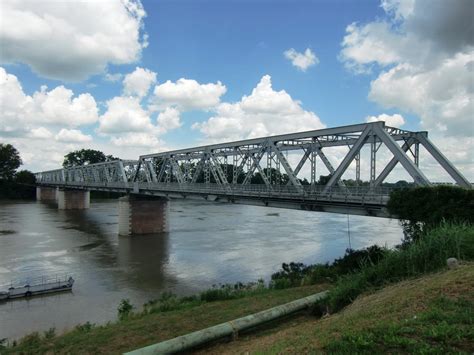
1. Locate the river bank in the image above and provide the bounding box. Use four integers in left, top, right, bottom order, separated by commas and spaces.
3, 221, 473, 354
0, 199, 403, 340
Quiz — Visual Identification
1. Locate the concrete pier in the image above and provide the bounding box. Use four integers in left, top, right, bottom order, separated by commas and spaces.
36, 186, 57, 202
118, 195, 169, 236
57, 189, 90, 210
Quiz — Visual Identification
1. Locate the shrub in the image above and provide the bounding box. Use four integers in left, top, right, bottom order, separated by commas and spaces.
387, 186, 474, 242
117, 299, 134, 320
75, 322, 95, 332
43, 327, 56, 340
270, 246, 388, 289
324, 222, 474, 312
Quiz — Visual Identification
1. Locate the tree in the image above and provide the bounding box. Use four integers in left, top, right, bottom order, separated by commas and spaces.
0, 143, 22, 180
387, 185, 474, 243
15, 170, 36, 184
63, 149, 118, 168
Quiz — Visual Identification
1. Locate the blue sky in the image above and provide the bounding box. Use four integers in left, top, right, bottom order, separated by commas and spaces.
0, 0, 472, 180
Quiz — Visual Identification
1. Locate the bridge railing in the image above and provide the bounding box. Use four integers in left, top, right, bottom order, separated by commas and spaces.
37, 178, 393, 204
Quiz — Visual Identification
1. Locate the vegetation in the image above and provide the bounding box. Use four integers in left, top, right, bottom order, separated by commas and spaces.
62, 149, 118, 168
2, 285, 326, 354
0, 143, 22, 180
204, 264, 474, 354
0, 143, 36, 199
387, 185, 474, 242
321, 222, 473, 313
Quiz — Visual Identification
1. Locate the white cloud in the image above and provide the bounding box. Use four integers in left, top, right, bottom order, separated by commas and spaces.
157, 107, 181, 133
340, 0, 473, 181
0, 0, 147, 81
123, 67, 157, 98
366, 113, 405, 127
55, 128, 92, 143
98, 96, 154, 134
284, 48, 319, 71
111, 132, 161, 148
153, 78, 227, 110
340, 0, 474, 137
28, 127, 53, 139
0, 67, 99, 133
369, 53, 473, 136
104, 72, 123, 82
193, 75, 325, 142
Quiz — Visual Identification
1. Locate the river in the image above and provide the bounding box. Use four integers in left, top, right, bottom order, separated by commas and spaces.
0, 199, 403, 339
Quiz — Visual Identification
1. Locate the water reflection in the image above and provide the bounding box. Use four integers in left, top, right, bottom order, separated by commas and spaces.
117, 233, 170, 291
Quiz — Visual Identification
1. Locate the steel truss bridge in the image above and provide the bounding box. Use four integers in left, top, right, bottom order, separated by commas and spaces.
35, 122, 471, 217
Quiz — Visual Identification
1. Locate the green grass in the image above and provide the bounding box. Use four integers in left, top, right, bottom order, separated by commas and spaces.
325, 296, 474, 354
1, 284, 327, 354
324, 222, 474, 312
200, 263, 474, 354
4, 222, 472, 354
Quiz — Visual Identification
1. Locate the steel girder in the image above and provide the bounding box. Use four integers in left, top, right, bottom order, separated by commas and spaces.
35, 122, 471, 193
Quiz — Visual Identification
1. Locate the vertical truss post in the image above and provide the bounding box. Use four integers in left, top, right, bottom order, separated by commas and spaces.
370, 138, 376, 187
355, 152, 360, 185
310, 147, 317, 186
414, 142, 420, 167
232, 153, 239, 184
267, 150, 272, 184
204, 154, 210, 184
223, 156, 228, 183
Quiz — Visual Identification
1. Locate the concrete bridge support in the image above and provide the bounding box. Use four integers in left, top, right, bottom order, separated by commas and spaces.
57, 188, 90, 210
118, 195, 169, 236
36, 186, 57, 202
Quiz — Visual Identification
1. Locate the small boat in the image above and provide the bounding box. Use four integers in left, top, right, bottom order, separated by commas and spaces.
0, 276, 74, 301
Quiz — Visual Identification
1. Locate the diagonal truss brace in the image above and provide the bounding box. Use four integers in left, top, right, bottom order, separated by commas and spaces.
322, 125, 372, 193
415, 133, 471, 188
371, 124, 431, 186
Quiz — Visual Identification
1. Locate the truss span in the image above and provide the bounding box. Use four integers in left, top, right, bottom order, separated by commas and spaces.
35, 122, 471, 217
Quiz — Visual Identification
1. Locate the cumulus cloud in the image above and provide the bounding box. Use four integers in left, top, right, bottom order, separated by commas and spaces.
0, 67, 99, 133
153, 78, 227, 110
28, 127, 53, 139
366, 113, 405, 127
340, 0, 473, 180
0, 0, 147, 81
193, 75, 325, 142
111, 132, 161, 148
369, 54, 473, 136
340, 0, 473, 136
98, 96, 154, 134
284, 48, 319, 71
123, 67, 157, 98
55, 128, 92, 142
157, 107, 181, 133
104, 72, 123, 82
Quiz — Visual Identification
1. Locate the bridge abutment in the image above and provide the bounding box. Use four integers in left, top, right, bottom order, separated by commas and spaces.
36, 186, 57, 202
57, 189, 90, 210
118, 195, 169, 236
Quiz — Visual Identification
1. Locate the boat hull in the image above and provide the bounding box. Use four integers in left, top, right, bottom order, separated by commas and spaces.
0, 277, 74, 301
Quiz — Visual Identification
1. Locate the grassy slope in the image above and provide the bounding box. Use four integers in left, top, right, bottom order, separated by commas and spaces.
201, 263, 474, 354
3, 285, 327, 354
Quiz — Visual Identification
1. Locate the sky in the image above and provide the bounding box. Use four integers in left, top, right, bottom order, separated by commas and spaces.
0, 0, 473, 182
